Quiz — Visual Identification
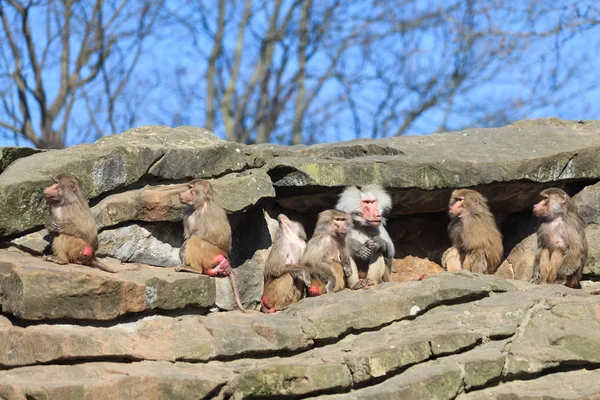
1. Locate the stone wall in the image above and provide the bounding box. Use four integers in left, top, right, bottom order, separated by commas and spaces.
0, 118, 599, 399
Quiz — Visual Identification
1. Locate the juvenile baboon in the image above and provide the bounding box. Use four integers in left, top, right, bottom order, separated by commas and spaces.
301, 209, 353, 294
532, 188, 587, 287
441, 189, 503, 274
261, 214, 311, 313
43, 173, 117, 273
336, 185, 395, 289
176, 179, 245, 312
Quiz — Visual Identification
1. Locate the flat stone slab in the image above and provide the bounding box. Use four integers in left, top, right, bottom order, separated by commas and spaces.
458, 369, 600, 399
0, 272, 514, 368
2, 119, 600, 237
0, 361, 233, 400
0, 250, 215, 321
0, 272, 599, 399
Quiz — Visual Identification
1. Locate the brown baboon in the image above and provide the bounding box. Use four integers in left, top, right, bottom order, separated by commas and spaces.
261, 214, 311, 313
176, 179, 245, 312
532, 188, 587, 287
441, 189, 503, 274
43, 173, 117, 273
301, 209, 353, 295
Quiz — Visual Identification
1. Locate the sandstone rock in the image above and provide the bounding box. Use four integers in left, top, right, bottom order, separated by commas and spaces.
286, 271, 516, 340
313, 341, 507, 399
0, 126, 263, 237
2, 119, 600, 399
272, 119, 600, 215
92, 184, 188, 229
0, 250, 214, 321
495, 233, 536, 281
574, 181, 600, 225
583, 223, 600, 275
216, 249, 268, 311
458, 369, 600, 400
390, 256, 444, 282
0, 147, 43, 173
211, 169, 276, 213
0, 361, 233, 400
581, 280, 600, 291
0, 311, 309, 368
10, 229, 50, 255
97, 223, 183, 267
92, 169, 275, 230
504, 295, 600, 377
0, 272, 516, 369
0, 269, 598, 399
3, 119, 600, 239
222, 360, 353, 399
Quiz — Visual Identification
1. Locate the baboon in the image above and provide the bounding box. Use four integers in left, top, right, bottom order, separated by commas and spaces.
336, 185, 395, 289
43, 173, 116, 273
301, 209, 353, 294
176, 179, 245, 312
261, 214, 311, 313
441, 189, 503, 274
532, 188, 587, 287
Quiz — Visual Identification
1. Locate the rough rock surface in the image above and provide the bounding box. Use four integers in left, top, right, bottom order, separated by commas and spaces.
0, 147, 43, 173
97, 223, 183, 267
1, 119, 600, 273
0, 250, 214, 321
1, 119, 600, 236
1, 119, 600, 399
0, 251, 599, 400
391, 256, 444, 282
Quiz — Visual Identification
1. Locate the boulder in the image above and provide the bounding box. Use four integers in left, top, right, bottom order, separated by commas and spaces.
0, 250, 215, 321
97, 223, 182, 267
0, 147, 43, 173
0, 361, 233, 400
2, 119, 600, 399
574, 181, 600, 225
1, 272, 599, 399
0, 126, 263, 237
92, 169, 275, 230
495, 234, 537, 281
92, 184, 188, 229
2, 119, 600, 239
391, 256, 444, 282
272, 119, 600, 215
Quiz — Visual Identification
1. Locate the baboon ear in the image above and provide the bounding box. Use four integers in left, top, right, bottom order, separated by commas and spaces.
561, 194, 567, 204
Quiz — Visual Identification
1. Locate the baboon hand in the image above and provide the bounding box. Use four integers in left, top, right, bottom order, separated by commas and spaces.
531, 270, 541, 284
51, 221, 61, 232
342, 262, 353, 277
357, 243, 372, 259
